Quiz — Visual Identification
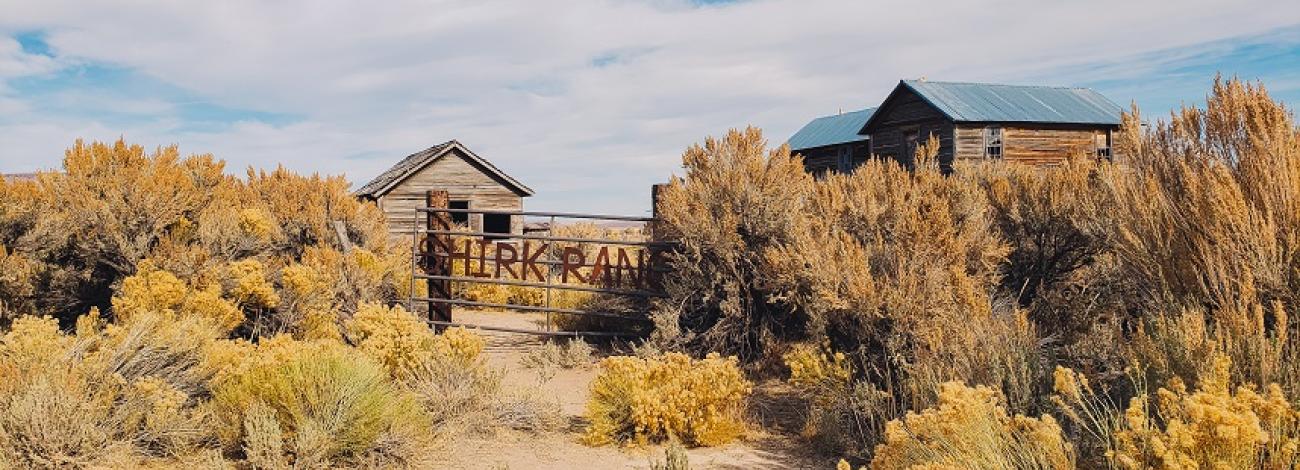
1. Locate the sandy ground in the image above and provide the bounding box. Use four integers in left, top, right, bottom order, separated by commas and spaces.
435, 310, 832, 470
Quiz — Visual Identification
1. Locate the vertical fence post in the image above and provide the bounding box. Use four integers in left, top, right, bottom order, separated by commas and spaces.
425, 190, 452, 330
648, 183, 669, 290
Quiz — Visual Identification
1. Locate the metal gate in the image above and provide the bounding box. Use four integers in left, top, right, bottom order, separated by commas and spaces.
407, 190, 670, 337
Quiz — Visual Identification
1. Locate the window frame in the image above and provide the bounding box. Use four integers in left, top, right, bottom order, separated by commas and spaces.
1095, 129, 1113, 159
983, 126, 1003, 159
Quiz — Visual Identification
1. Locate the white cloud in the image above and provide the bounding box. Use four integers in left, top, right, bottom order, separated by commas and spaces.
1, 0, 1299, 213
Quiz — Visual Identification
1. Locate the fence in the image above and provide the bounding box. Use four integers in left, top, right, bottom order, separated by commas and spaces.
408, 190, 671, 337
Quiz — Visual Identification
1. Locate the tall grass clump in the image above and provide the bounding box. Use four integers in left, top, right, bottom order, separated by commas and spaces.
210, 336, 434, 467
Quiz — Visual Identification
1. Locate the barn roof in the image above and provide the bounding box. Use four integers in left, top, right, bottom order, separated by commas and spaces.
861, 80, 1123, 133
787, 107, 876, 151
355, 140, 534, 198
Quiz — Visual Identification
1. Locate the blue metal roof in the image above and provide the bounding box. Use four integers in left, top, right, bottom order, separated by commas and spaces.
787, 107, 876, 151
900, 80, 1123, 125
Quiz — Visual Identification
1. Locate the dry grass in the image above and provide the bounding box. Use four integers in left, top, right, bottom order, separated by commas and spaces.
520, 339, 594, 371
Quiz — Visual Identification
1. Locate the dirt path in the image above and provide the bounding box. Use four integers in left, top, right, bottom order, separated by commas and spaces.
436, 310, 832, 470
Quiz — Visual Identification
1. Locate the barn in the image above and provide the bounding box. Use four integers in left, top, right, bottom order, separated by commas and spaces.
355, 140, 533, 237
788, 79, 1123, 175
860, 80, 1122, 171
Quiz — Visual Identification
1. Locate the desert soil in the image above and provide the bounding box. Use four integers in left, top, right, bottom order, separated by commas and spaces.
435, 310, 834, 470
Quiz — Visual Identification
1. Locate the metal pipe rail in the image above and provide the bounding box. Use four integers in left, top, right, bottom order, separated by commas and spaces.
416, 250, 674, 273
413, 273, 669, 298
425, 320, 639, 338
417, 228, 673, 247
418, 207, 655, 223
413, 296, 652, 322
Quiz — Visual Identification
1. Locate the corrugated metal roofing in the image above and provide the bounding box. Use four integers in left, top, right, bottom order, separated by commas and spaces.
787, 107, 876, 151
901, 80, 1123, 125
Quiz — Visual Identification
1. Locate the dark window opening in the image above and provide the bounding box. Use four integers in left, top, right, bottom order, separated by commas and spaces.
903, 130, 920, 169
449, 200, 469, 227
483, 213, 511, 239
836, 147, 855, 173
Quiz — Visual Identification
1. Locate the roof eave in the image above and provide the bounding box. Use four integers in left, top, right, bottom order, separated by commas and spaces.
791, 137, 870, 153
363, 141, 534, 199
859, 80, 945, 135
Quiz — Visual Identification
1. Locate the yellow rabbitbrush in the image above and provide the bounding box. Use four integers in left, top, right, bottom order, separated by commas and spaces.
870, 382, 1075, 470
583, 352, 751, 447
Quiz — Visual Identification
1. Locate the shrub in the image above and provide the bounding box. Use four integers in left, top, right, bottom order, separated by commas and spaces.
346, 303, 442, 379
966, 159, 1120, 344
403, 347, 502, 431
112, 260, 244, 333
783, 342, 851, 392
650, 441, 691, 470
1131, 303, 1300, 402
342, 306, 503, 435
652, 127, 816, 360
1110, 374, 1297, 470
3, 138, 403, 330
870, 382, 1074, 470
1106, 76, 1300, 319
210, 337, 432, 467
0, 244, 36, 323
583, 352, 751, 447
1057, 355, 1300, 469
0, 313, 218, 467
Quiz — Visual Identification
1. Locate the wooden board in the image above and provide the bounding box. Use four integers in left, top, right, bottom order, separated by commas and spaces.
376, 147, 524, 236
955, 124, 1113, 165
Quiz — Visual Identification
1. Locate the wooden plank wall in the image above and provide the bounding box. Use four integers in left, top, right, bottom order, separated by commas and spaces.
797, 141, 870, 177
375, 148, 524, 237
865, 89, 954, 167
955, 125, 1110, 165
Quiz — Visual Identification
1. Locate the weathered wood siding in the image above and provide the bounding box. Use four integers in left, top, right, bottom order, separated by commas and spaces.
798, 141, 870, 177
374, 148, 524, 236
953, 125, 986, 162
955, 124, 1115, 165
864, 88, 954, 167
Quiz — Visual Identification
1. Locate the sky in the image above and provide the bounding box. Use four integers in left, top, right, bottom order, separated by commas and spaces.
2, 0, 1299, 215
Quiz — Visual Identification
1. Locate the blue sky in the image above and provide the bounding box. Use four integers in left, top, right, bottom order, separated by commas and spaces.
2, 0, 1299, 215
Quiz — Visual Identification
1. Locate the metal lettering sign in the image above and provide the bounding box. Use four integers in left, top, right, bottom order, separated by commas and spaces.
411, 189, 671, 337
443, 239, 657, 289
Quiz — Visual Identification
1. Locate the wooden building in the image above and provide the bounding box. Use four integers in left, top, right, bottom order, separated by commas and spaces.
860, 80, 1122, 171
788, 80, 1123, 175
787, 107, 876, 177
355, 140, 533, 237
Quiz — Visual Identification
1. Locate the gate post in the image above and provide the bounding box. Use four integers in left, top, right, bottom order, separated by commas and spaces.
425, 190, 453, 330
648, 183, 670, 290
